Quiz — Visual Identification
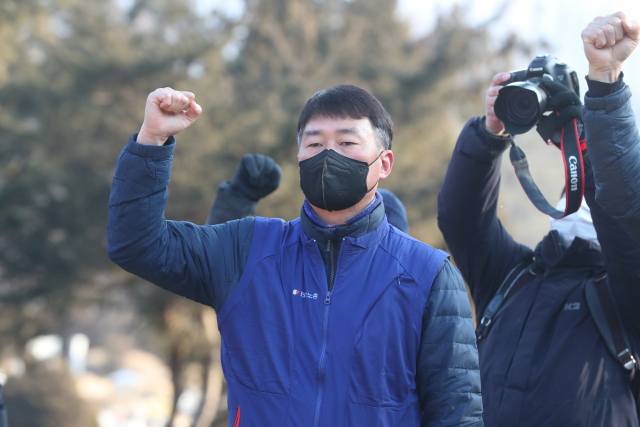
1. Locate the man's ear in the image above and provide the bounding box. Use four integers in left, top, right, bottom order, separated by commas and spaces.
379, 150, 394, 180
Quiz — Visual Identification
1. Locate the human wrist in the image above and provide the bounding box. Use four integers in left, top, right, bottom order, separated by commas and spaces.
588, 66, 621, 84
467, 117, 511, 160
482, 116, 508, 137
126, 134, 176, 161
585, 72, 624, 98
137, 127, 170, 146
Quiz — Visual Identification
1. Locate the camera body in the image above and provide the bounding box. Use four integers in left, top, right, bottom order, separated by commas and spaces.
495, 55, 580, 135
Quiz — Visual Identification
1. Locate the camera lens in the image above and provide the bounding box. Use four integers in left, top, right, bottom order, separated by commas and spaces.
506, 90, 539, 125
495, 81, 547, 134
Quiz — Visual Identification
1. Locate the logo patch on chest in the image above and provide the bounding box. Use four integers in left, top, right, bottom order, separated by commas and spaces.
293, 289, 318, 299
563, 302, 581, 311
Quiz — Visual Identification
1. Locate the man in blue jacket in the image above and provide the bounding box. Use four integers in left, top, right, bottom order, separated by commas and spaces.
108, 84, 483, 426
438, 13, 640, 426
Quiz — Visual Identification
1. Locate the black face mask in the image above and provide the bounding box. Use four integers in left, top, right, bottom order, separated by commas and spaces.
299, 149, 383, 212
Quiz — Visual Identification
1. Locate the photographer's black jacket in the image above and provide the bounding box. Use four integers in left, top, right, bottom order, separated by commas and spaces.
583, 80, 640, 245
438, 116, 640, 427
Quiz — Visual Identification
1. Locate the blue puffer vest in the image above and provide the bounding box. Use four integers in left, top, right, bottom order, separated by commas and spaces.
216, 216, 448, 427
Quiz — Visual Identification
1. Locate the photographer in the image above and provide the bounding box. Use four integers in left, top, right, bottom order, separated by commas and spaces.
108, 85, 482, 426
581, 12, 640, 244
438, 49, 640, 425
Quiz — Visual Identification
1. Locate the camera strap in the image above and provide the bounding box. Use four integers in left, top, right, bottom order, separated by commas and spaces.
509, 118, 585, 219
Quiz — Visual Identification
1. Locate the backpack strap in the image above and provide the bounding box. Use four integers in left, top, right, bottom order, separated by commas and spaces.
585, 273, 638, 378
476, 258, 539, 342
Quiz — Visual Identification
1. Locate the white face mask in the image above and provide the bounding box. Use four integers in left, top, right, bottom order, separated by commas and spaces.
549, 196, 600, 250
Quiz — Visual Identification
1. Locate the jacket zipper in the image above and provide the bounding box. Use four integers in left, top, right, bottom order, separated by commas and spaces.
233, 406, 240, 427
313, 290, 332, 427
313, 237, 343, 427
327, 239, 335, 291
550, 231, 564, 257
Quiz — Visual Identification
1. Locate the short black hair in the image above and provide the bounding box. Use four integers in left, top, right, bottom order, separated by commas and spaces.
297, 84, 394, 150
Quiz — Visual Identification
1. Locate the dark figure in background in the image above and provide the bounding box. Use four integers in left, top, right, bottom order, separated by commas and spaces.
438, 12, 640, 427
108, 84, 482, 426
205, 153, 409, 234
0, 384, 7, 427
581, 12, 640, 244
205, 154, 282, 226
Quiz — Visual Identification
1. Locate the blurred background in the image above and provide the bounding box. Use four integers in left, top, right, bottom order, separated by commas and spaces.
0, 0, 638, 425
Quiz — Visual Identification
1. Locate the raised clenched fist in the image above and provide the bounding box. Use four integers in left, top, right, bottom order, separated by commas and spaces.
582, 12, 639, 83
137, 87, 203, 146
231, 154, 282, 201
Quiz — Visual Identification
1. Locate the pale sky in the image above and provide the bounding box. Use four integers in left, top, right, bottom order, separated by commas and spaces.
396, 0, 640, 112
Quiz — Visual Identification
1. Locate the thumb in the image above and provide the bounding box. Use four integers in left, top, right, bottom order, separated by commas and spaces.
623, 19, 640, 43
185, 101, 202, 123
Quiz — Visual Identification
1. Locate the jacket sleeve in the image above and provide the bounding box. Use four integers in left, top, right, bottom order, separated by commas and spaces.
107, 134, 254, 312
580, 148, 640, 336
583, 84, 640, 244
206, 180, 259, 225
437, 117, 533, 319
418, 259, 483, 427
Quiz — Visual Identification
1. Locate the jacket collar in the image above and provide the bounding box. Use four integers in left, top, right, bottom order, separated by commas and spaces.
300, 193, 386, 248
534, 230, 604, 271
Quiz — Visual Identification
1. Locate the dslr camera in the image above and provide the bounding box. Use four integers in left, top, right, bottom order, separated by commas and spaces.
495, 55, 580, 135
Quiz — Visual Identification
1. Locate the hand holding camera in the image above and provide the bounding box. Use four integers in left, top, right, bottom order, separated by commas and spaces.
488, 55, 586, 219
484, 72, 512, 135
582, 12, 639, 83
494, 55, 580, 136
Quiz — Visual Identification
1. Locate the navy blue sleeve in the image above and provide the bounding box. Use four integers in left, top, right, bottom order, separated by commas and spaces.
582, 83, 640, 335
108, 134, 254, 312
206, 180, 259, 226
583, 84, 640, 245
437, 117, 533, 319
418, 259, 483, 426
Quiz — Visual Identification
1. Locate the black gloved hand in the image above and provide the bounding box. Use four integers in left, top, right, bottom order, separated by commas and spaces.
230, 154, 282, 201
536, 78, 583, 147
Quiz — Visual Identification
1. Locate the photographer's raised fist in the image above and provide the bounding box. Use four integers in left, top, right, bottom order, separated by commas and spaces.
582, 12, 639, 83
137, 87, 202, 146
